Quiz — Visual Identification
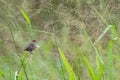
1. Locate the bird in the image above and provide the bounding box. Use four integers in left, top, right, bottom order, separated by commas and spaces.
24, 40, 37, 53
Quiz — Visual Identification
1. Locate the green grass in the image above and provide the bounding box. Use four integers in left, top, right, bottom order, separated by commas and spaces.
0, 0, 120, 80
58, 47, 77, 80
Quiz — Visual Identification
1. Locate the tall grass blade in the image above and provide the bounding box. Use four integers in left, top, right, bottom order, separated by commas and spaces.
107, 24, 116, 80
81, 54, 96, 80
17, 52, 28, 80
14, 70, 23, 80
21, 52, 28, 80
20, 10, 35, 38
96, 54, 105, 80
20, 10, 31, 24
96, 65, 104, 80
82, 27, 104, 65
18, 70, 23, 80
58, 47, 77, 80
0, 70, 5, 79
107, 40, 114, 80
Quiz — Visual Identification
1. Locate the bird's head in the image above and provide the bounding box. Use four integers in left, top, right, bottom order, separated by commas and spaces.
32, 40, 37, 42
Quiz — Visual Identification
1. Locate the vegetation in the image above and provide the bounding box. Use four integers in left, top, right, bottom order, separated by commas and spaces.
0, 0, 120, 80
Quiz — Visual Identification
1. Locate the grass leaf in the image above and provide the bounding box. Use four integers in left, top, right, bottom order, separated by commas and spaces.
0, 70, 5, 78
82, 54, 96, 80
18, 70, 23, 80
58, 47, 77, 80
96, 64, 104, 80
107, 40, 114, 80
96, 54, 105, 80
20, 10, 31, 24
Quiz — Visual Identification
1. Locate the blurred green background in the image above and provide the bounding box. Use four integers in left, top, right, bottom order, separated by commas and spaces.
0, 0, 120, 80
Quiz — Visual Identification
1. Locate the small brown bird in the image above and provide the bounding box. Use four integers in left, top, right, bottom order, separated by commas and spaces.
24, 40, 37, 53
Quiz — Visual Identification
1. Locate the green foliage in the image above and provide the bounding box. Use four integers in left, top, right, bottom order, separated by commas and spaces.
58, 47, 77, 80
0, 0, 119, 80
107, 40, 114, 80
17, 52, 29, 80
20, 10, 31, 24
106, 24, 117, 80
96, 54, 105, 80
82, 54, 96, 80
0, 70, 5, 79
17, 70, 23, 80
81, 53, 104, 80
